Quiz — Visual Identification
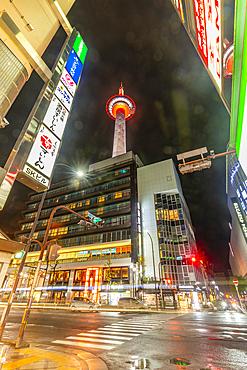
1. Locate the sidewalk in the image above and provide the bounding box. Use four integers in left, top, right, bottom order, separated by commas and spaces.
0, 342, 108, 370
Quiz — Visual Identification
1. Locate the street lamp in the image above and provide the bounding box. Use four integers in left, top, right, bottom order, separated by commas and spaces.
0, 163, 84, 342
146, 231, 158, 310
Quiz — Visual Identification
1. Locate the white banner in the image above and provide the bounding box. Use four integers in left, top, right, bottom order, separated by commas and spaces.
26, 125, 60, 178
43, 95, 69, 139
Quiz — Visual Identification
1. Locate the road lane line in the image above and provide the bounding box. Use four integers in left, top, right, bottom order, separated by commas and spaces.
53, 340, 114, 350
113, 324, 155, 328
66, 336, 124, 345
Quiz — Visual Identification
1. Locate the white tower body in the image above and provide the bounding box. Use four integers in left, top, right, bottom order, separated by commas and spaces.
112, 111, 126, 157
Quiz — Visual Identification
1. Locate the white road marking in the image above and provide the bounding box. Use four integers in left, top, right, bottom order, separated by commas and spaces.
77, 333, 132, 340
106, 325, 146, 332
53, 340, 114, 350
90, 329, 140, 336
66, 336, 124, 345
98, 326, 146, 333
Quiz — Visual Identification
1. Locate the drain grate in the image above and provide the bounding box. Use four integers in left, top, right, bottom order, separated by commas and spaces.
169, 358, 191, 366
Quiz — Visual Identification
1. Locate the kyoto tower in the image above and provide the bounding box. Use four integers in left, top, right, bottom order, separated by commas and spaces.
106, 83, 136, 157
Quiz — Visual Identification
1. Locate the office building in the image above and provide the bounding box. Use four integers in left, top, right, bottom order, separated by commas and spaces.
227, 152, 247, 277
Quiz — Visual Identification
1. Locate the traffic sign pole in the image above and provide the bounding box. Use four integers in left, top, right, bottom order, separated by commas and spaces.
233, 279, 243, 310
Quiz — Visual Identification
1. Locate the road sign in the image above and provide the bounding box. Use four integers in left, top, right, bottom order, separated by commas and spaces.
233, 278, 238, 285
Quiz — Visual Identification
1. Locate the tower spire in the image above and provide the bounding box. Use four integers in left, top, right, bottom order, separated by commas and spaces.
106, 84, 136, 157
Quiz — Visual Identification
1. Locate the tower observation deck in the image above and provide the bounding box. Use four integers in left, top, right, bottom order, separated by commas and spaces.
106, 83, 136, 157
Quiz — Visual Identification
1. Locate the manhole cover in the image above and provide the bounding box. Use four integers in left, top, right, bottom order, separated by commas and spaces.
169, 358, 191, 365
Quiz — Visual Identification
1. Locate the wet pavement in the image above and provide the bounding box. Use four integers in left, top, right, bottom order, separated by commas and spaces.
0, 308, 246, 369
0, 344, 108, 370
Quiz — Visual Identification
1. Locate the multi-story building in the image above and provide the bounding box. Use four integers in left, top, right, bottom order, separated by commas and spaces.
227, 152, 247, 277
6, 152, 204, 308
11, 151, 139, 305
138, 159, 204, 307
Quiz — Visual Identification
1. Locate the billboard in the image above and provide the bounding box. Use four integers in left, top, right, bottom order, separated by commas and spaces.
232, 4, 247, 175
193, 0, 222, 91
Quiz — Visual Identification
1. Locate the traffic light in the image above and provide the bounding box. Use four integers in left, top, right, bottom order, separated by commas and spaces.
45, 244, 61, 261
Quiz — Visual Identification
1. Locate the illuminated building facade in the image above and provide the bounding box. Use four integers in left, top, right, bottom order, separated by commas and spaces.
227, 152, 247, 277
6, 153, 204, 306
10, 151, 140, 305
138, 159, 203, 294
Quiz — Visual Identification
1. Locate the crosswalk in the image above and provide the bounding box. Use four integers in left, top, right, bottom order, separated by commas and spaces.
52, 319, 159, 350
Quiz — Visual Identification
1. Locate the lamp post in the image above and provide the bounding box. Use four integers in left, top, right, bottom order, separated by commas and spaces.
146, 231, 158, 310
0, 163, 83, 342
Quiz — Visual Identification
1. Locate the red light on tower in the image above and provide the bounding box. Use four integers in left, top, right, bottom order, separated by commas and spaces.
191, 257, 196, 263
106, 83, 136, 157
167, 278, 172, 284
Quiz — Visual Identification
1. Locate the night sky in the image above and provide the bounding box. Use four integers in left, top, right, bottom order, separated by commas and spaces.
0, 0, 231, 273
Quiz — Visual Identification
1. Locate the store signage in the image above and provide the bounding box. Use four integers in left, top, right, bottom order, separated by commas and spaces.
193, 0, 222, 91
23, 125, 60, 179
55, 82, 73, 111
65, 49, 83, 85
61, 69, 77, 96
230, 161, 240, 185
232, 197, 247, 241
73, 33, 88, 65
42, 95, 69, 139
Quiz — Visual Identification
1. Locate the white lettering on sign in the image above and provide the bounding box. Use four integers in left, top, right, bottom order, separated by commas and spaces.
193, 0, 208, 64
233, 202, 247, 239
61, 69, 76, 96
43, 96, 69, 139
193, 0, 222, 91
55, 82, 73, 111
26, 125, 60, 179
205, 0, 222, 91
23, 164, 49, 187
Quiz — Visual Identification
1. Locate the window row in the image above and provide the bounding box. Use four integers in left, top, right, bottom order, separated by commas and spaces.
22, 201, 131, 230
27, 229, 132, 252
28, 177, 131, 209
30, 167, 130, 201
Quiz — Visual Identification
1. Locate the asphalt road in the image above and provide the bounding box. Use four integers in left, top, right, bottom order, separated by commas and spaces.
1, 309, 247, 369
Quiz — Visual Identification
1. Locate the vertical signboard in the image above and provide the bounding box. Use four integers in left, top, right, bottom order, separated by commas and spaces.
193, 0, 222, 91
0, 28, 88, 209
18, 30, 88, 190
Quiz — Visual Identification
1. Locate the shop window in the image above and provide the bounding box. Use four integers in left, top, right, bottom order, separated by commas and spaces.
98, 196, 105, 202
112, 268, 121, 278
85, 200, 90, 206
70, 203, 76, 209
97, 208, 103, 215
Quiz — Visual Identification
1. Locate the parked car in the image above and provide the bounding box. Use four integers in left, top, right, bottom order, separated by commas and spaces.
70, 297, 99, 312
118, 297, 151, 310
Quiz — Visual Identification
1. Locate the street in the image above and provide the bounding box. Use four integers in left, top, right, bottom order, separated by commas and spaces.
0, 308, 247, 369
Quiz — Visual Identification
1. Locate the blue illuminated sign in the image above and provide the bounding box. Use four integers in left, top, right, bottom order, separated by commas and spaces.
65, 49, 83, 85
230, 161, 240, 185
